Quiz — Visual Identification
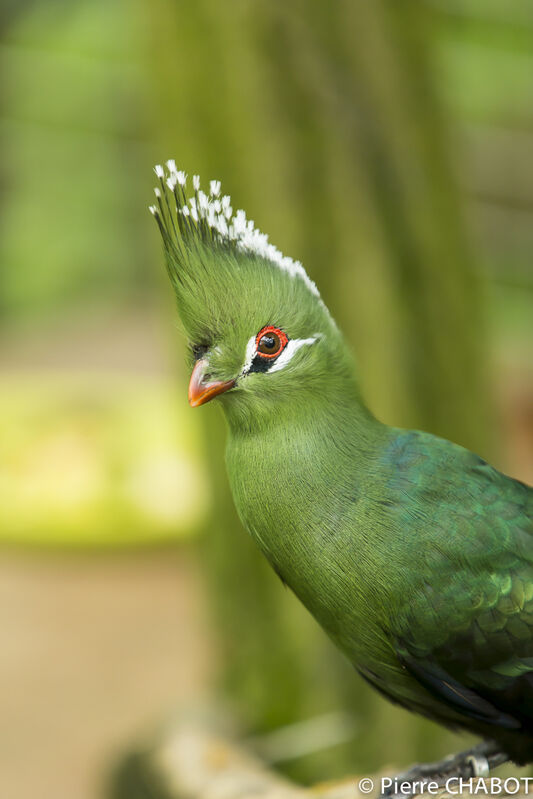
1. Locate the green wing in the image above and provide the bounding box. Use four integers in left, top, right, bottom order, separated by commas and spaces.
384, 431, 533, 730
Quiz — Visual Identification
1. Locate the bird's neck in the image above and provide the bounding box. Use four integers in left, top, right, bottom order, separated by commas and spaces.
224, 371, 389, 600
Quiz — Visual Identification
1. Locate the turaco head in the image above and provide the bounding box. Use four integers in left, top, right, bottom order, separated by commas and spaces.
150, 163, 356, 431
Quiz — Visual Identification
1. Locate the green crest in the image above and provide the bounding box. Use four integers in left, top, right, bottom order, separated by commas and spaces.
149, 162, 334, 346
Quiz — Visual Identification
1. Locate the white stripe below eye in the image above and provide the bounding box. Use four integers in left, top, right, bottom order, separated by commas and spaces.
268, 336, 318, 372
241, 334, 258, 375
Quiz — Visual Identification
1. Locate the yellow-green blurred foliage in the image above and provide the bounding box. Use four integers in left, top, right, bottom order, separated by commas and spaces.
1, 0, 532, 795
0, 374, 208, 545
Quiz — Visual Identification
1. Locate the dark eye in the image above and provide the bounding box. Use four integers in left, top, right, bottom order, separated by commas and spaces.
258, 333, 279, 354
255, 326, 288, 359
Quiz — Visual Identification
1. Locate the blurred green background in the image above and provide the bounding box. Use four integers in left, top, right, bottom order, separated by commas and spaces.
1, 1, 532, 798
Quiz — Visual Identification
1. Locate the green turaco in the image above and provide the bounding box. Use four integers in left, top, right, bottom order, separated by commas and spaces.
149, 163, 533, 788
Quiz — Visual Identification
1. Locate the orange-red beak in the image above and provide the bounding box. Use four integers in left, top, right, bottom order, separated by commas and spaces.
188, 358, 236, 407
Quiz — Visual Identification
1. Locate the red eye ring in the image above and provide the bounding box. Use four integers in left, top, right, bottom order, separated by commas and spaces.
255, 326, 288, 359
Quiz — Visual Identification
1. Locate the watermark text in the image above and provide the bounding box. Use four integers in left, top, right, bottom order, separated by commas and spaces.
357, 777, 533, 795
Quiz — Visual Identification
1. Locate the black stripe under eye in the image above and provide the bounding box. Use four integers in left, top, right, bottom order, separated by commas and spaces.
191, 343, 209, 361
249, 355, 274, 373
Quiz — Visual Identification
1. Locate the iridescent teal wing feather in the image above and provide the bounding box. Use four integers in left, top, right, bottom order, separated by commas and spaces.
386, 431, 533, 734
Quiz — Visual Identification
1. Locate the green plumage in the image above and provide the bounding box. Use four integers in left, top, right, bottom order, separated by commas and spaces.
151, 166, 533, 765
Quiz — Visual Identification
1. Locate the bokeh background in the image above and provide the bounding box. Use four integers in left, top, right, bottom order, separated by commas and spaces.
1, 1, 532, 797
